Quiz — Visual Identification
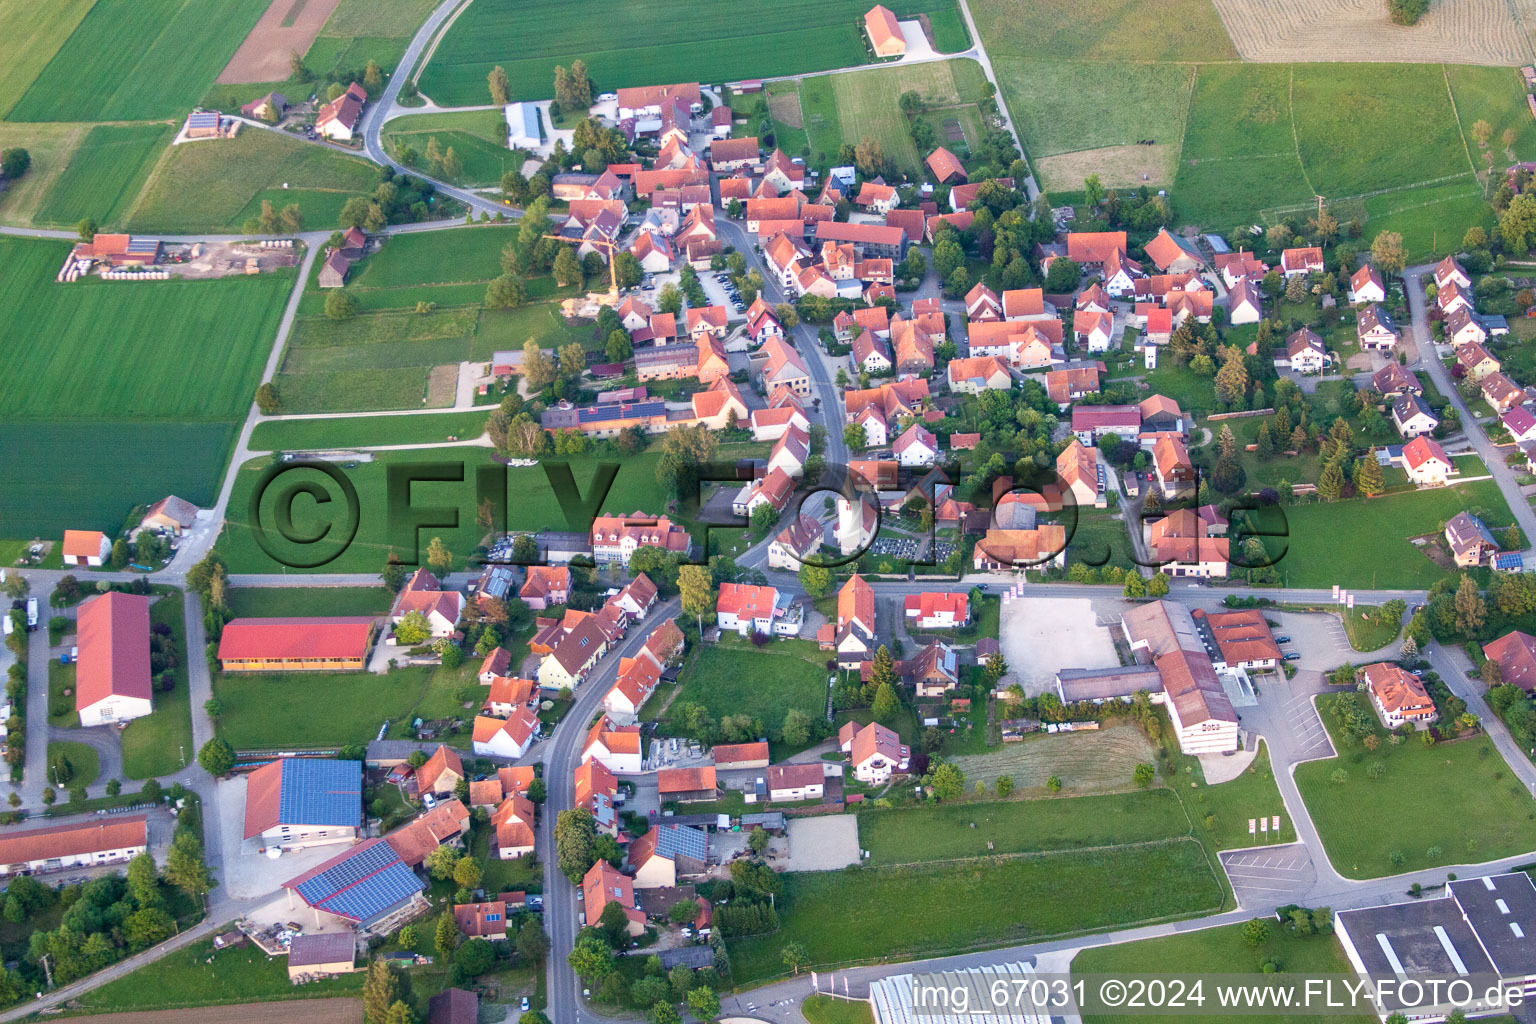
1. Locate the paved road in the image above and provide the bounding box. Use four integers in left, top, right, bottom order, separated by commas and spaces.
1403, 262, 1536, 549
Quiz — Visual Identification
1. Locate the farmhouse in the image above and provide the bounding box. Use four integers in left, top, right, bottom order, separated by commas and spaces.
1146, 509, 1228, 578
315, 82, 367, 141
817, 574, 878, 667
240, 92, 287, 123
62, 529, 111, 567
243, 757, 362, 850
381, 799, 468, 868
1056, 438, 1103, 507
217, 617, 377, 672
925, 146, 966, 184
0, 815, 148, 878
972, 525, 1067, 570
415, 744, 463, 796
490, 794, 536, 859
575, 758, 620, 835
1361, 663, 1436, 727
140, 495, 199, 535
74, 592, 153, 728
1143, 228, 1204, 273
630, 824, 709, 888
1153, 435, 1194, 500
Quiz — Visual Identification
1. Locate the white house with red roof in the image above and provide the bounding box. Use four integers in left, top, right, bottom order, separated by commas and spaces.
391, 568, 464, 639
62, 529, 111, 567
1073, 310, 1113, 352
716, 583, 792, 637
602, 655, 661, 722
1348, 264, 1386, 304
315, 82, 367, 141
1280, 247, 1324, 278
893, 424, 938, 467
472, 707, 540, 759
904, 591, 968, 629
581, 716, 643, 773
855, 181, 898, 214
838, 721, 909, 783
75, 593, 153, 728
1434, 255, 1471, 291
1503, 406, 1536, 445
1396, 436, 1454, 486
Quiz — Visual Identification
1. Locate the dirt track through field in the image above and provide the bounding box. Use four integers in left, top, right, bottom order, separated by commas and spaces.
75, 997, 363, 1024
1211, 0, 1534, 64
218, 0, 342, 83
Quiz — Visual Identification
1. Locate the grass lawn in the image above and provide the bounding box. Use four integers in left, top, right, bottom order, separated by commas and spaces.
858, 788, 1190, 864
224, 586, 395, 618
1342, 605, 1401, 652
7, 0, 268, 123
970, 0, 1235, 61
47, 740, 99, 789
1064, 507, 1137, 571
250, 410, 489, 451
124, 128, 382, 233
213, 665, 435, 749
73, 940, 366, 1013
383, 109, 517, 187
803, 996, 874, 1024
1447, 65, 1536, 163
34, 123, 174, 229
728, 839, 1223, 982
417, 0, 966, 106
1296, 693, 1536, 878
1171, 742, 1295, 853
48, 661, 77, 728
1270, 479, 1518, 589
0, 0, 95, 116
662, 636, 828, 740
798, 59, 989, 176
219, 448, 674, 573
1142, 364, 1217, 416
0, 237, 293, 422
992, 59, 1193, 163
0, 420, 237, 539
121, 589, 195, 779
1073, 922, 1377, 1024
950, 723, 1157, 795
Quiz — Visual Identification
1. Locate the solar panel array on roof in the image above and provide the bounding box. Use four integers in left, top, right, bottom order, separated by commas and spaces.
279, 758, 362, 829
579, 400, 664, 423
186, 112, 220, 128
125, 238, 160, 254
1497, 552, 1525, 571
294, 840, 423, 923
654, 824, 708, 861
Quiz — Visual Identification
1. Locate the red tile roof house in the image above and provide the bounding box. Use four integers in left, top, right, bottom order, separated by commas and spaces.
817, 574, 878, 666
575, 758, 620, 836
864, 3, 907, 56
416, 744, 464, 796
926, 146, 967, 184
904, 591, 969, 629
838, 721, 909, 783
716, 582, 784, 637
583, 859, 645, 936
472, 706, 540, 758
519, 565, 570, 610
581, 715, 644, 773
712, 741, 770, 770
491, 794, 536, 858
1484, 630, 1536, 690
1361, 662, 1438, 728
1397, 435, 1454, 486
315, 82, 367, 141
74, 592, 153, 728
1279, 246, 1324, 278
767, 763, 826, 801
0, 815, 148, 879
62, 529, 111, 567
478, 646, 512, 684
218, 616, 378, 672
454, 900, 511, 940
392, 568, 464, 639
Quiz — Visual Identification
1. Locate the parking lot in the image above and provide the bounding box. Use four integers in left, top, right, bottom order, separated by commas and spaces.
699, 269, 746, 318
1219, 843, 1317, 908
1271, 610, 1354, 672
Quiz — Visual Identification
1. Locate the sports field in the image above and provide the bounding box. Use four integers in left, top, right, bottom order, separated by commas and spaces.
7, 0, 269, 122
35, 123, 174, 228
797, 59, 990, 175
417, 0, 967, 107
382, 110, 519, 186
125, 128, 381, 233
0, 238, 292, 422
0, 0, 96, 116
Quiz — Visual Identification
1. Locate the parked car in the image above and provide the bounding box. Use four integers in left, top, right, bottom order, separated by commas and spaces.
1284, 652, 1302, 661
1274, 635, 1291, 643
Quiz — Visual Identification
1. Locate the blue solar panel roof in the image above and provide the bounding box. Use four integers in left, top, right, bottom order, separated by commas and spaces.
655, 824, 708, 861
279, 758, 362, 829
579, 400, 664, 423
294, 840, 423, 923
1496, 552, 1524, 570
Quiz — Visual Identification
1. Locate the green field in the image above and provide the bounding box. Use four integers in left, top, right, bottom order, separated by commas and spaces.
74, 940, 366, 1013
728, 840, 1223, 982
218, 448, 675, 572
0, 237, 292, 422
125, 127, 382, 233
383, 109, 518, 187
213, 665, 435, 749
8, 0, 268, 122
0, 421, 236, 538
858, 789, 1191, 863
224, 586, 395, 618
1074, 922, 1376, 1024
1272, 479, 1519, 589
970, 0, 1236, 61
804, 996, 875, 1024
0, 121, 89, 225
35, 123, 174, 228
250, 410, 490, 451
662, 638, 828, 740
304, 0, 440, 75
120, 589, 194, 779
417, 0, 967, 107
0, 0, 96, 116
1296, 694, 1536, 878
796, 59, 990, 175
992, 59, 1194, 161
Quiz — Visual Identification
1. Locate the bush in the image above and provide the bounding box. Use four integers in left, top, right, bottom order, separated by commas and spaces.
1386, 0, 1428, 23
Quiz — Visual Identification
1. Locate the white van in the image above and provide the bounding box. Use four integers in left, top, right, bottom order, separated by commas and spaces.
25, 598, 38, 630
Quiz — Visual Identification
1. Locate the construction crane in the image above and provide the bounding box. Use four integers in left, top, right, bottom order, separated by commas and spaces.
542, 233, 619, 299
